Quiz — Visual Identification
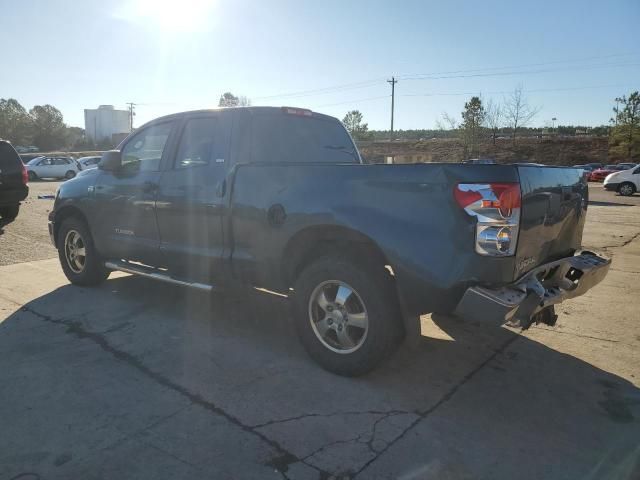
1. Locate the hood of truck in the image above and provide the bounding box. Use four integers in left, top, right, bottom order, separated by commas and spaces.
514, 166, 587, 278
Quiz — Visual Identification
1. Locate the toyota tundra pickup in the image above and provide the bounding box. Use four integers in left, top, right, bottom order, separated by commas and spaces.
48, 107, 610, 376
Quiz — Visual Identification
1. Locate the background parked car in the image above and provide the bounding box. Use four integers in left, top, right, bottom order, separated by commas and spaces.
589, 165, 624, 182
604, 164, 640, 196
26, 156, 79, 180
0, 140, 29, 223
77, 156, 102, 171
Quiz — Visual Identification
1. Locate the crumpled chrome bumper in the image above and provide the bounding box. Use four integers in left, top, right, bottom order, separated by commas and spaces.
454, 251, 611, 328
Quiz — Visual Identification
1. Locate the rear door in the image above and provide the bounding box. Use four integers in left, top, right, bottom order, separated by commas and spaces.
36, 158, 55, 177
54, 158, 70, 177
515, 166, 588, 277
155, 112, 231, 282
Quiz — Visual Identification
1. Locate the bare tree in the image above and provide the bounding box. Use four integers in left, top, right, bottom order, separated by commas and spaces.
435, 111, 458, 131
485, 99, 503, 146
504, 86, 539, 144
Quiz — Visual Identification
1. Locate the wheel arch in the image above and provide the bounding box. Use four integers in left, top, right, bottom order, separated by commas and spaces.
53, 205, 89, 247
282, 225, 395, 287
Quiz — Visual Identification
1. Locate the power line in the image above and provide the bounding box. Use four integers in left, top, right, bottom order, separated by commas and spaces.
251, 53, 638, 102
396, 53, 638, 80
400, 83, 637, 97
399, 61, 640, 81
314, 95, 390, 108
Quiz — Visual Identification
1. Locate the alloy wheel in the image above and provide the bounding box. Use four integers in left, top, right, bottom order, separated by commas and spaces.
308, 280, 369, 354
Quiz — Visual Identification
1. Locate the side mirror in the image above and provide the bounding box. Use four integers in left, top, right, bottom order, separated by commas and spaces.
99, 150, 122, 171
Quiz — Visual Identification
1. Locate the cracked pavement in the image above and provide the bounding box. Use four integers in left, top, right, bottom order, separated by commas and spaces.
1, 186, 639, 479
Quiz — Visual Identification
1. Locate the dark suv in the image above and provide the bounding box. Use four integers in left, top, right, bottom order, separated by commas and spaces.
0, 140, 29, 224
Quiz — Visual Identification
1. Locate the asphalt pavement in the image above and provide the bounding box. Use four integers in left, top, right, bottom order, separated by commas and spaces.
0, 180, 639, 479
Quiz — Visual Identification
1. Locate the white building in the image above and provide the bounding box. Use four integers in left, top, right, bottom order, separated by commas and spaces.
84, 105, 130, 143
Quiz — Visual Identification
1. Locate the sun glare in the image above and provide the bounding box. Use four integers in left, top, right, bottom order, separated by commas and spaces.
118, 0, 216, 32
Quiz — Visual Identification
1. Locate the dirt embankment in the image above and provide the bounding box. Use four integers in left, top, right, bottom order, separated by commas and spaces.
358, 136, 611, 165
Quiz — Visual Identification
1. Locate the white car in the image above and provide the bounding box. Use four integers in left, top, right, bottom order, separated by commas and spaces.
26, 156, 80, 181
77, 156, 102, 171
603, 164, 640, 196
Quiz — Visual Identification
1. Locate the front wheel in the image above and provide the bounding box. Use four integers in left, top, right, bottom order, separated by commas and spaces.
28, 171, 38, 181
618, 182, 636, 196
292, 256, 403, 376
65, 170, 76, 180
57, 217, 110, 286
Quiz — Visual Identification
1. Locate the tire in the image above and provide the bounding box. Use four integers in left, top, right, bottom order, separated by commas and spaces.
65, 170, 76, 180
0, 204, 20, 222
57, 216, 110, 286
618, 182, 636, 197
28, 171, 38, 181
292, 255, 403, 376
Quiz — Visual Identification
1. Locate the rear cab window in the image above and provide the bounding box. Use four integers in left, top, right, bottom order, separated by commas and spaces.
250, 110, 359, 164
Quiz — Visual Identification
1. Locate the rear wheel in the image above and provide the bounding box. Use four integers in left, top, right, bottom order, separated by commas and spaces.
618, 182, 636, 196
292, 256, 403, 376
0, 204, 20, 222
57, 217, 110, 286
65, 170, 76, 180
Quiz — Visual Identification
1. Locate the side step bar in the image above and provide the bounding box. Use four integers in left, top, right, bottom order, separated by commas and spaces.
105, 260, 215, 292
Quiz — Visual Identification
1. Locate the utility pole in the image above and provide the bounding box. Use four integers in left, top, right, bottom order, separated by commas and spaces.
387, 77, 397, 140
126, 102, 136, 131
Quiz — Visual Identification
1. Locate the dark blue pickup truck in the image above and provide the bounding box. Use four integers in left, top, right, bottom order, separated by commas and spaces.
49, 107, 610, 375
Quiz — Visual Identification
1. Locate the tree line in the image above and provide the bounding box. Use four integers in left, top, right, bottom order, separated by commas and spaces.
342, 89, 639, 162
0, 92, 253, 152
0, 99, 87, 151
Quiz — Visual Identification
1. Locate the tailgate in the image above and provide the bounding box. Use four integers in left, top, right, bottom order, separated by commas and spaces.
515, 166, 587, 277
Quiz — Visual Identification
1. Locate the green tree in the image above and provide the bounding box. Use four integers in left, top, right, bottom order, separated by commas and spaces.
219, 92, 239, 107
342, 110, 371, 141
460, 96, 485, 158
610, 91, 640, 161
0, 98, 32, 145
29, 104, 67, 151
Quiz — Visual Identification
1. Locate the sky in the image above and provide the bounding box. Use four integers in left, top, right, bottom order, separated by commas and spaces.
2, 0, 639, 130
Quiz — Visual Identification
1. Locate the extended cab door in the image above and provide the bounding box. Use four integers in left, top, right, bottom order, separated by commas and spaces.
155, 113, 231, 283
93, 120, 175, 265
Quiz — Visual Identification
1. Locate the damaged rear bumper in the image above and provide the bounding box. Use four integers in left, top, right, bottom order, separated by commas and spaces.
454, 251, 610, 328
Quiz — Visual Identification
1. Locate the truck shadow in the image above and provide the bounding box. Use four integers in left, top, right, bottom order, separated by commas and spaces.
1, 274, 639, 479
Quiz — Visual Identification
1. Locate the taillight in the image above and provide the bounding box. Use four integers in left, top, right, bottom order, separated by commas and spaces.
454, 183, 521, 256
21, 164, 28, 184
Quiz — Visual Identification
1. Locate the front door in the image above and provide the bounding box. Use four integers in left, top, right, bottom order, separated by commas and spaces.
93, 120, 175, 265
155, 113, 231, 283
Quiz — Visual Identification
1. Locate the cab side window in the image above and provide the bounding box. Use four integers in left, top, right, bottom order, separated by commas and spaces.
175, 117, 218, 169
121, 122, 173, 172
